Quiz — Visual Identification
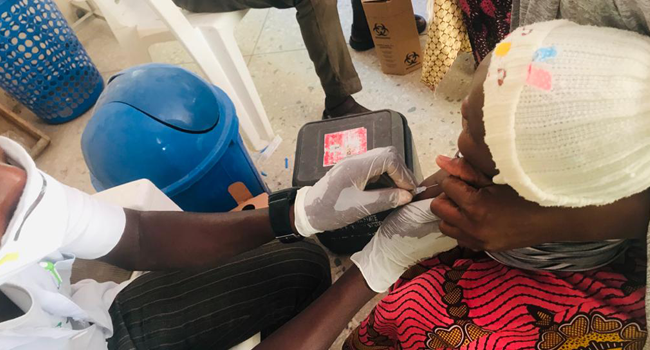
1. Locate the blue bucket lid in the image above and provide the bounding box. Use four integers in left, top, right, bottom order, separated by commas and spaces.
98, 64, 219, 133
83, 63, 243, 194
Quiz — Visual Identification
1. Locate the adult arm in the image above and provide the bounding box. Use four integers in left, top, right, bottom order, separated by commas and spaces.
99, 147, 416, 271
428, 156, 650, 252
100, 208, 278, 271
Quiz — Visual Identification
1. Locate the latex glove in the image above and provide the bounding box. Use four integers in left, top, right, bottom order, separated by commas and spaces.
351, 199, 458, 292
294, 147, 417, 237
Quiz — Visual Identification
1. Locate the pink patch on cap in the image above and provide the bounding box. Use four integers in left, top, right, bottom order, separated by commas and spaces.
526, 65, 552, 91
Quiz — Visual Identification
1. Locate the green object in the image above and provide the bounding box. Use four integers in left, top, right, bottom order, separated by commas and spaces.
40, 261, 62, 287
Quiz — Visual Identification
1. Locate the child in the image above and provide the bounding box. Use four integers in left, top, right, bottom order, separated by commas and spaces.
346, 20, 650, 350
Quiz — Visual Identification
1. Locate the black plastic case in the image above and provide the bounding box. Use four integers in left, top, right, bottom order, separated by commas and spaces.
293, 110, 418, 254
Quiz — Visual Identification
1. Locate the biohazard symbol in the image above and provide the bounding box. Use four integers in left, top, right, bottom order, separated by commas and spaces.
404, 51, 420, 66
373, 23, 389, 37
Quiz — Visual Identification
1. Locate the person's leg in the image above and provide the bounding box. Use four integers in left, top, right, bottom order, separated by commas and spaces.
107, 239, 331, 350
173, 0, 275, 12
349, 0, 373, 51
174, 0, 367, 118
266, 0, 367, 117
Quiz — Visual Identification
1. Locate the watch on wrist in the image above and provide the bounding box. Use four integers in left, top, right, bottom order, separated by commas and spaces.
268, 187, 304, 243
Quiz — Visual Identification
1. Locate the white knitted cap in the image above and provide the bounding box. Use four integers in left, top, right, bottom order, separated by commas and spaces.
483, 20, 650, 207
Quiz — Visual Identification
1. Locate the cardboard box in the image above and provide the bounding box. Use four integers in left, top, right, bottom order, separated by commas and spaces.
361, 0, 422, 75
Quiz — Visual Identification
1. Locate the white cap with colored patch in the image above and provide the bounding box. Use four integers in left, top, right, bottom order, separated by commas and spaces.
483, 20, 650, 207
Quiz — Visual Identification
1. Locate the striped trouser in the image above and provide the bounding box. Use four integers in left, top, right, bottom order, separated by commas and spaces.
108, 239, 331, 350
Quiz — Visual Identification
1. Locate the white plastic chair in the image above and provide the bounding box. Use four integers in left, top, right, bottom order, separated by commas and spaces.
85, 0, 275, 151
93, 179, 261, 350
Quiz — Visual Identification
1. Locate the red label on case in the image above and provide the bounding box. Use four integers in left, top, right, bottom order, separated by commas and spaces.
323, 127, 368, 167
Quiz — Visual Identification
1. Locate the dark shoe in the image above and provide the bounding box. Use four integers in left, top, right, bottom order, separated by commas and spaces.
322, 96, 370, 119
415, 15, 427, 34
415, 14, 427, 35
349, 25, 375, 52
350, 15, 427, 52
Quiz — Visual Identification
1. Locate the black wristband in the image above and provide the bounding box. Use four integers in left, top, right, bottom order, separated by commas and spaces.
268, 187, 303, 243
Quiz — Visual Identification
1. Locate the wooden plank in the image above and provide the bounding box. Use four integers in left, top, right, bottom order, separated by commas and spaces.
0, 103, 50, 158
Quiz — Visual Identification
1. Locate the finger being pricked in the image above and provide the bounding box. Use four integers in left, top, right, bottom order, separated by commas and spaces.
436, 155, 492, 188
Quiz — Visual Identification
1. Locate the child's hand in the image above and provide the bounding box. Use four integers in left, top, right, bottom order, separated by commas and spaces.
431, 183, 549, 251
431, 155, 650, 252
414, 169, 448, 201
415, 155, 492, 201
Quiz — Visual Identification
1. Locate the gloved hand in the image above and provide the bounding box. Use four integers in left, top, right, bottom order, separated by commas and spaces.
294, 147, 417, 237
351, 199, 458, 292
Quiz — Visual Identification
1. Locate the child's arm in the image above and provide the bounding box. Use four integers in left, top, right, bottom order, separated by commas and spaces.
430, 156, 650, 252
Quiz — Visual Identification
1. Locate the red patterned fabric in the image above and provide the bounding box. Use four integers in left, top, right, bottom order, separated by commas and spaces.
457, 0, 511, 63
345, 245, 647, 350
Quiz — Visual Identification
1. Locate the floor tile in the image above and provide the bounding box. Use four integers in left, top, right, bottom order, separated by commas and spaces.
177, 62, 208, 79
148, 41, 194, 65
253, 8, 305, 54
337, 0, 353, 41
75, 18, 131, 73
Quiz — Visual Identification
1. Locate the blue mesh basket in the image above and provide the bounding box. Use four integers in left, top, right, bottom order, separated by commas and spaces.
0, 0, 103, 124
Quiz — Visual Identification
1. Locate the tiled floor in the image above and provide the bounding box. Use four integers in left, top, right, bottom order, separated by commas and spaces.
0, 2, 475, 348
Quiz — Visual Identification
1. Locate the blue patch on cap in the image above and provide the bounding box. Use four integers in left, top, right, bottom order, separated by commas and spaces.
533, 46, 557, 62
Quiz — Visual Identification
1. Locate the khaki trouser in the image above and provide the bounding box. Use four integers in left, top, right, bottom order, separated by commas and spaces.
173, 0, 363, 98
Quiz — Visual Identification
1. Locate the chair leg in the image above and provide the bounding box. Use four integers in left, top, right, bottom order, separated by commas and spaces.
197, 26, 274, 151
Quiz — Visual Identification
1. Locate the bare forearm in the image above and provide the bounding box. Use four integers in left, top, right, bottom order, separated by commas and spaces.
101, 208, 277, 270
255, 265, 377, 350
558, 190, 650, 241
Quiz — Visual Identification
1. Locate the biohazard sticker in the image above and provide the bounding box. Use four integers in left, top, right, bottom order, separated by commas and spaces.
323, 127, 368, 167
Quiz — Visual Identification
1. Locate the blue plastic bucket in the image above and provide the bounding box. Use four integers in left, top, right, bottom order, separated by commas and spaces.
82, 64, 267, 212
0, 0, 103, 123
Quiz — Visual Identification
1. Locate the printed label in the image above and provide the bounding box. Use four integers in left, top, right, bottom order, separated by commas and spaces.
323, 127, 368, 167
